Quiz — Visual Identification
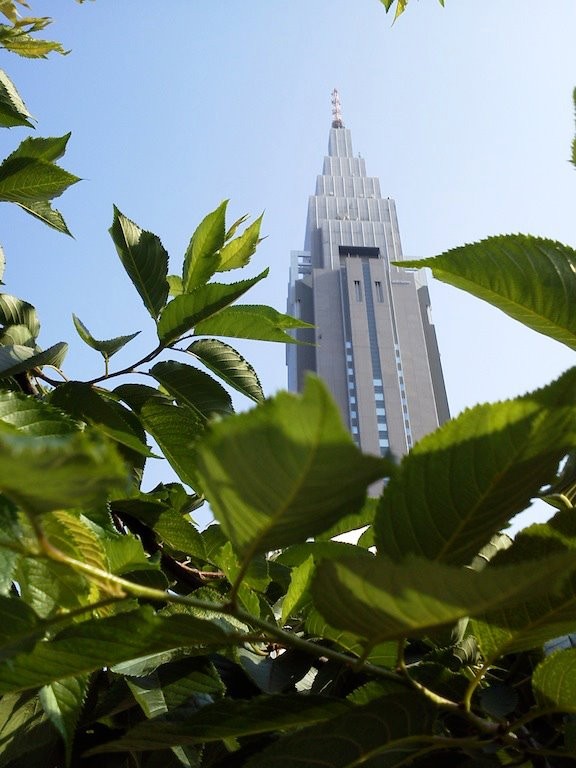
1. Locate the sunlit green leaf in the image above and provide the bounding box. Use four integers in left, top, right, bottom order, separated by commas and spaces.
187, 338, 264, 403
39, 675, 90, 765
316, 496, 378, 542
17, 198, 72, 234
0, 144, 79, 202
156, 271, 268, 345
195, 376, 387, 561
533, 649, 576, 713
312, 552, 576, 645
375, 368, 576, 566
72, 314, 139, 358
0, 606, 232, 694
471, 510, 576, 658
0, 135, 78, 233
194, 303, 312, 344
15, 555, 92, 618
182, 200, 227, 291
0, 293, 40, 336
0, 389, 77, 437
0, 341, 68, 377
0, 692, 57, 767
167, 274, 183, 297
109, 206, 169, 319
0, 20, 67, 58
281, 556, 314, 624
0, 67, 32, 127
0, 426, 129, 515
217, 213, 263, 272
7, 134, 71, 163
401, 236, 576, 350
150, 360, 233, 419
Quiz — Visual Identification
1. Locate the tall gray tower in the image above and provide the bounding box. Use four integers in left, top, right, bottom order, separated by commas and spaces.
287, 91, 449, 458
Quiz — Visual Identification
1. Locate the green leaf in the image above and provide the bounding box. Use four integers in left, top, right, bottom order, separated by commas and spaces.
126, 671, 203, 768
0, 389, 77, 437
0, 142, 79, 203
86, 694, 350, 754
72, 314, 139, 359
150, 360, 233, 419
15, 198, 72, 234
311, 552, 576, 645
471, 511, 576, 657
15, 556, 92, 618
134, 399, 204, 489
112, 497, 206, 561
156, 271, 268, 345
217, 213, 263, 272
167, 274, 183, 297
401, 235, 576, 350
0, 692, 57, 767
182, 200, 227, 291
243, 692, 436, 768
7, 134, 71, 163
39, 675, 90, 765
50, 381, 155, 458
316, 496, 378, 542
0, 67, 32, 127
0, 606, 232, 694
0, 341, 68, 377
0, 21, 67, 58
195, 303, 313, 344
533, 648, 576, 713
195, 376, 387, 562
114, 382, 167, 412
109, 206, 169, 319
187, 338, 264, 403
375, 368, 576, 566
225, 212, 249, 240
305, 610, 397, 666
281, 556, 315, 624
0, 427, 129, 515
0, 293, 40, 336
0, 323, 35, 346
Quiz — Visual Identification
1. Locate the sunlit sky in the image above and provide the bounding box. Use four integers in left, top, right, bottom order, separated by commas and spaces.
3, 1, 576, 525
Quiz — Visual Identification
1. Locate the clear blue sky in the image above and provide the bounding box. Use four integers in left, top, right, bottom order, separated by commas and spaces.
3, 1, 576, 524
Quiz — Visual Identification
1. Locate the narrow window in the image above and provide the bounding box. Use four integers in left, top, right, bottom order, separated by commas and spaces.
353, 280, 362, 301
375, 281, 384, 302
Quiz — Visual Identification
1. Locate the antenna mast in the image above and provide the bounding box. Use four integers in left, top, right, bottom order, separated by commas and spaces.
331, 88, 344, 128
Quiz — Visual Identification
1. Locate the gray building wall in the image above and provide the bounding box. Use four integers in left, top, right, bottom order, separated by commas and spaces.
288, 122, 449, 460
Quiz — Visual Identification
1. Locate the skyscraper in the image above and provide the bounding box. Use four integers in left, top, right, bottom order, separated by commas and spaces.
287, 91, 449, 459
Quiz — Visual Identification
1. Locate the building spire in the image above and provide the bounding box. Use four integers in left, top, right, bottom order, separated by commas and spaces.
331, 88, 344, 128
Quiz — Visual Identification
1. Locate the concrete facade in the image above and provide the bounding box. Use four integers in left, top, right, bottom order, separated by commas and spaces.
287, 113, 449, 460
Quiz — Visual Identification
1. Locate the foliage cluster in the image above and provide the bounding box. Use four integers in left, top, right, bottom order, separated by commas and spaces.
0, 2, 576, 767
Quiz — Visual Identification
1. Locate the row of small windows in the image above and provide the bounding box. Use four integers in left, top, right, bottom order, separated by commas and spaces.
352, 280, 385, 303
